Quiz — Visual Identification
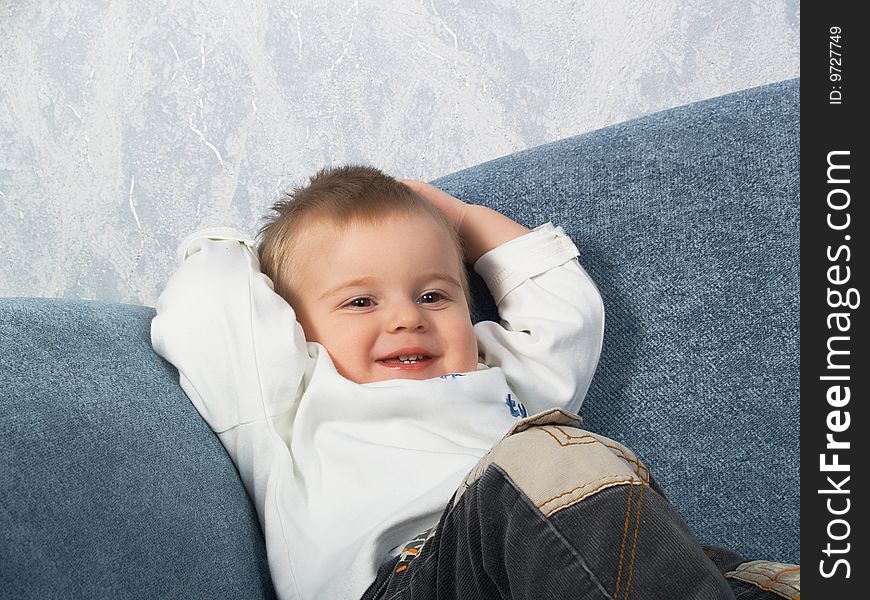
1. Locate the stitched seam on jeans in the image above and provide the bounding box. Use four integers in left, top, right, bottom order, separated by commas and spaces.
614, 483, 633, 600
540, 427, 649, 484
726, 564, 801, 600
728, 562, 801, 591
762, 566, 800, 592
540, 477, 642, 516
623, 482, 645, 599
540, 428, 598, 446
727, 570, 801, 597
550, 426, 650, 482
553, 426, 650, 481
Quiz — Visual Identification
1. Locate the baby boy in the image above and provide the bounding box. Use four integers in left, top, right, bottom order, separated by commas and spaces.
152, 166, 766, 600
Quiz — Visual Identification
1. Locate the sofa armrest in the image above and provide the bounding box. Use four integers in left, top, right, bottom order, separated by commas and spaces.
0, 298, 277, 599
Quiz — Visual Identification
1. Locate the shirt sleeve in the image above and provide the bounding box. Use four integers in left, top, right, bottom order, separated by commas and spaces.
472, 223, 604, 415
150, 227, 309, 436
150, 227, 309, 597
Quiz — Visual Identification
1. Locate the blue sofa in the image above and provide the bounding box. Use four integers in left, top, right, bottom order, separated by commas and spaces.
0, 79, 799, 598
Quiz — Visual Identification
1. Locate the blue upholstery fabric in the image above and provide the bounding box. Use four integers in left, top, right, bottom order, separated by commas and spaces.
0, 78, 798, 598
0, 299, 276, 599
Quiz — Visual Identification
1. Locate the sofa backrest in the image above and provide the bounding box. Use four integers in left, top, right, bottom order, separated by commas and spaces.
435, 78, 799, 565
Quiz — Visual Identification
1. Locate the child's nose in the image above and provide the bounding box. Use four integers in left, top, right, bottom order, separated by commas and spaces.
387, 302, 428, 332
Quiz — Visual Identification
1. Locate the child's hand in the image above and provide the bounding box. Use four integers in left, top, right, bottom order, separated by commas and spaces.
400, 179, 530, 264
398, 179, 469, 232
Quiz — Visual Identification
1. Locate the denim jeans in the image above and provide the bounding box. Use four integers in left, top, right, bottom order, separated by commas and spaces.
361, 410, 799, 600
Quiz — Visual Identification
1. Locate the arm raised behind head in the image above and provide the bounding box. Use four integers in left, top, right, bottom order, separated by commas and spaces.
400, 179, 530, 263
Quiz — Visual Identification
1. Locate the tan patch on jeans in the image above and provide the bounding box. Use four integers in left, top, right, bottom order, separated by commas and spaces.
453, 408, 649, 517
725, 561, 800, 599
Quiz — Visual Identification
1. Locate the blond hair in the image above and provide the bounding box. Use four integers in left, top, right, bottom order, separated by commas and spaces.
258, 164, 469, 305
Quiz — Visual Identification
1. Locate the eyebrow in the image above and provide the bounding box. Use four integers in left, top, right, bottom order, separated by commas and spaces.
420, 272, 464, 290
319, 277, 379, 300
319, 272, 464, 300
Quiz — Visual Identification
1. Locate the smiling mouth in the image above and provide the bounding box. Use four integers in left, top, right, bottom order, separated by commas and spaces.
379, 353, 433, 365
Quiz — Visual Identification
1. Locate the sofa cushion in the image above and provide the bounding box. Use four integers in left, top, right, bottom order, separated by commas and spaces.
0, 298, 276, 599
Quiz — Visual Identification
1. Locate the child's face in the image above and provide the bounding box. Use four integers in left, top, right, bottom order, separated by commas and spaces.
289, 212, 479, 384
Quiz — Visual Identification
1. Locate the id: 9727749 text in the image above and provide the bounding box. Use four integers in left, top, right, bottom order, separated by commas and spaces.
829, 27, 844, 105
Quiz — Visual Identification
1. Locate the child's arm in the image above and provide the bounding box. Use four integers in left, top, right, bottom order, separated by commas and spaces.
151, 228, 308, 435
151, 228, 306, 596
404, 181, 604, 415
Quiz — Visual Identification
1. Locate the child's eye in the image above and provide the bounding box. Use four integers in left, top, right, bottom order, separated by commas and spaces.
345, 297, 373, 308
418, 292, 444, 304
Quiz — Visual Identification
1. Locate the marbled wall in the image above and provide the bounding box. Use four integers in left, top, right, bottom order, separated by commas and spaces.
1, 0, 799, 305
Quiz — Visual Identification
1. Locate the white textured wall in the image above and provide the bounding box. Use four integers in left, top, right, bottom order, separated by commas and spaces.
1, 0, 799, 305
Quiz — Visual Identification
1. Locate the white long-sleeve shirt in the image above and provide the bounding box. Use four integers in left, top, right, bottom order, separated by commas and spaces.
151, 223, 604, 600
